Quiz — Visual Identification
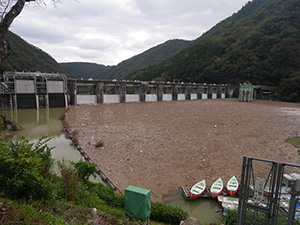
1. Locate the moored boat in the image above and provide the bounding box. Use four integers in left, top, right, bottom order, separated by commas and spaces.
210, 178, 224, 198
217, 195, 239, 205
222, 202, 238, 210
190, 179, 206, 199
249, 185, 289, 196
226, 175, 239, 196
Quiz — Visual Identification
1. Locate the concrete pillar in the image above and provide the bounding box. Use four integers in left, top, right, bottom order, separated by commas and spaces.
217, 85, 222, 99
34, 77, 39, 109
96, 82, 104, 104
68, 80, 77, 105
36, 95, 39, 109
120, 83, 126, 103
186, 86, 191, 100
13, 77, 18, 109
140, 83, 146, 102
45, 95, 49, 108
208, 85, 213, 99
45, 78, 49, 108
157, 84, 163, 101
64, 95, 68, 108
14, 94, 17, 110
63, 78, 68, 107
172, 85, 178, 101
197, 86, 202, 99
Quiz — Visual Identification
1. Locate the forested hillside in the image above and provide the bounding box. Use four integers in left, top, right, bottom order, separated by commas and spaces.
0, 32, 75, 78
61, 39, 190, 80
126, 0, 300, 102
60, 62, 107, 79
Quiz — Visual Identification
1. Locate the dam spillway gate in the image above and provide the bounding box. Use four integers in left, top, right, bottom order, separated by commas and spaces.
0, 71, 235, 109
0, 71, 68, 109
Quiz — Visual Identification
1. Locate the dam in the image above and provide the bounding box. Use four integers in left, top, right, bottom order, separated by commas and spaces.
0, 71, 235, 109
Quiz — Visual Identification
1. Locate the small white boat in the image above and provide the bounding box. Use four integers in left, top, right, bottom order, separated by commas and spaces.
217, 195, 239, 205
210, 178, 224, 198
190, 179, 206, 199
226, 176, 239, 196
222, 202, 238, 210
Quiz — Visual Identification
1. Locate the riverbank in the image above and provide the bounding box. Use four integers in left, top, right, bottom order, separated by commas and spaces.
63, 99, 300, 202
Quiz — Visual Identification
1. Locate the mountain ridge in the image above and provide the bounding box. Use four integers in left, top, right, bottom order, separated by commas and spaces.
61, 39, 191, 80
0, 32, 75, 78
125, 0, 300, 102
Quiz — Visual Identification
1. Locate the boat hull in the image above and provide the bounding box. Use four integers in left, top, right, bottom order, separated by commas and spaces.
211, 190, 223, 199
226, 176, 239, 196
190, 179, 206, 199
210, 178, 224, 198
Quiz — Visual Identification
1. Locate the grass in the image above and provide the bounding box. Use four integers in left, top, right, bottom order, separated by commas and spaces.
286, 137, 300, 148
0, 196, 166, 225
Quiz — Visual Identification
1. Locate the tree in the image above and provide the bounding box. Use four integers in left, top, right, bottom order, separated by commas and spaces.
0, 0, 59, 62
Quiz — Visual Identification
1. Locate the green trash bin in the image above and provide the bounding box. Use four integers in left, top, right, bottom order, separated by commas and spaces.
125, 185, 151, 221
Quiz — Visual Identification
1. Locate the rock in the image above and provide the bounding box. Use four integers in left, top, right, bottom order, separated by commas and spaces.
180, 217, 201, 225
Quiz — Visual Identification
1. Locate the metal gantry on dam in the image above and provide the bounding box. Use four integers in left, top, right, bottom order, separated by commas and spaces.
0, 71, 235, 110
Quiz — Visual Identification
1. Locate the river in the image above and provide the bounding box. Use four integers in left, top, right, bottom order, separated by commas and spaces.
2, 107, 223, 224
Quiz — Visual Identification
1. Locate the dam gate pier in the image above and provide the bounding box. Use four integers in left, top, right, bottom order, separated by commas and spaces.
69, 79, 234, 105
0, 71, 235, 109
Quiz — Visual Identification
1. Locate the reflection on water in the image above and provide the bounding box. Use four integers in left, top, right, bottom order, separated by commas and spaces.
2, 108, 104, 184
164, 189, 222, 224
3, 108, 82, 172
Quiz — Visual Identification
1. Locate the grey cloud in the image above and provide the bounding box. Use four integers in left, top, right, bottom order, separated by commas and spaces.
11, 0, 249, 65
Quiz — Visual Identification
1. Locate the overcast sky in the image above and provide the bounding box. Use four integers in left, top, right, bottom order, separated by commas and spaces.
10, 0, 249, 66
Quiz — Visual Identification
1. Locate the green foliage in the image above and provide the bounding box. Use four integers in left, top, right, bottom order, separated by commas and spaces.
0, 138, 188, 224
58, 160, 80, 201
93, 182, 125, 209
150, 202, 189, 224
125, 0, 300, 102
88, 182, 188, 224
0, 198, 67, 224
61, 62, 108, 80
220, 208, 238, 224
0, 137, 54, 200
279, 74, 300, 102
72, 160, 97, 182
220, 208, 300, 225
0, 32, 75, 77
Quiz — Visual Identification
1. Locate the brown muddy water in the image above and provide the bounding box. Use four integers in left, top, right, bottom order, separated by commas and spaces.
2, 107, 223, 223
2, 108, 103, 184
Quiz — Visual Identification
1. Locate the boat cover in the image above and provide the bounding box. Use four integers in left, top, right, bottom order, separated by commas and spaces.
125, 185, 151, 221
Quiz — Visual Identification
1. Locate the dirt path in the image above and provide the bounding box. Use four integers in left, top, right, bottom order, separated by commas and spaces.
63, 99, 300, 202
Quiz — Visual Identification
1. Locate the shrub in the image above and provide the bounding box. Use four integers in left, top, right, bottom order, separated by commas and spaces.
0, 137, 54, 200
58, 160, 80, 201
72, 160, 97, 182
220, 208, 238, 224
150, 202, 188, 224
94, 183, 125, 208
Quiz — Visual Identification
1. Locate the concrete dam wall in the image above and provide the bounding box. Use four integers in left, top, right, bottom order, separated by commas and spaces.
0, 71, 235, 109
